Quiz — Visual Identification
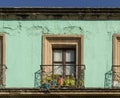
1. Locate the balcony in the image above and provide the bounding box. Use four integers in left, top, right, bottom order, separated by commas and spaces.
105, 65, 120, 88
0, 64, 7, 88
112, 65, 120, 88
35, 65, 85, 89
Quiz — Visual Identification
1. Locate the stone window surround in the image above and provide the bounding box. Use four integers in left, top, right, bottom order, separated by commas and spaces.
42, 34, 84, 77
0, 33, 6, 87
113, 34, 120, 65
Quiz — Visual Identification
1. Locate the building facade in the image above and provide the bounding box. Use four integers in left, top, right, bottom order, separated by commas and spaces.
0, 8, 120, 97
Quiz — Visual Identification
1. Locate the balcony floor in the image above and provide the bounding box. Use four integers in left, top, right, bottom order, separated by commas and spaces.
0, 88, 120, 97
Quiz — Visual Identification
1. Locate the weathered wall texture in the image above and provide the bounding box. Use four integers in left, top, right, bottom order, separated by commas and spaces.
0, 20, 118, 88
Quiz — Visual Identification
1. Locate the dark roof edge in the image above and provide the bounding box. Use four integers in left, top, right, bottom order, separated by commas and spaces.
0, 7, 120, 12
0, 7, 120, 20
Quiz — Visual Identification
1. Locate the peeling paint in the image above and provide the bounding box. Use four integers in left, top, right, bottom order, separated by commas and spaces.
17, 22, 22, 30
2, 20, 120, 88
107, 32, 112, 40
63, 26, 83, 34
84, 30, 93, 40
27, 25, 50, 36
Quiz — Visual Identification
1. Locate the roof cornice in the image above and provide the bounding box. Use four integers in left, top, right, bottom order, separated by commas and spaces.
0, 8, 120, 20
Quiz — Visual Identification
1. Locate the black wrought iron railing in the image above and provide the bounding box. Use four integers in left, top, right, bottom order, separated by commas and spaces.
105, 65, 120, 88
35, 64, 85, 89
112, 65, 120, 88
0, 64, 7, 87
104, 70, 112, 88
34, 70, 41, 87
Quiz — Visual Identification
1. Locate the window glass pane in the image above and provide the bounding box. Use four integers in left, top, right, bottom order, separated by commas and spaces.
66, 64, 75, 75
66, 50, 75, 62
53, 50, 62, 62
53, 63, 63, 75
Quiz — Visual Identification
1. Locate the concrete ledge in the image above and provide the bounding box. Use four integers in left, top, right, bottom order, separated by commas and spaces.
0, 88, 120, 96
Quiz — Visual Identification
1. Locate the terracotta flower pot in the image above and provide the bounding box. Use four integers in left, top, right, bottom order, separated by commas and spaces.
57, 76, 64, 86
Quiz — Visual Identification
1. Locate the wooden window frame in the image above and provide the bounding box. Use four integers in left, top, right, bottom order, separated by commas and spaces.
53, 48, 76, 64
52, 49, 76, 78
0, 33, 6, 87
42, 34, 84, 78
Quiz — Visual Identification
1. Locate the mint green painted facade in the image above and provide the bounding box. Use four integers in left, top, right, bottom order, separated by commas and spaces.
0, 20, 118, 88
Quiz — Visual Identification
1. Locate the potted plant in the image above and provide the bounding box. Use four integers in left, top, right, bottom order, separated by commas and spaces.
64, 76, 70, 86
57, 76, 64, 87
70, 75, 75, 87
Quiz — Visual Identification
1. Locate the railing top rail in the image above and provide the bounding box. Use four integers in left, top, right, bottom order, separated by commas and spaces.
40, 64, 85, 66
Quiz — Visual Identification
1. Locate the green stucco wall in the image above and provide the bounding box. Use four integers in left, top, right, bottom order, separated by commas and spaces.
0, 20, 118, 88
